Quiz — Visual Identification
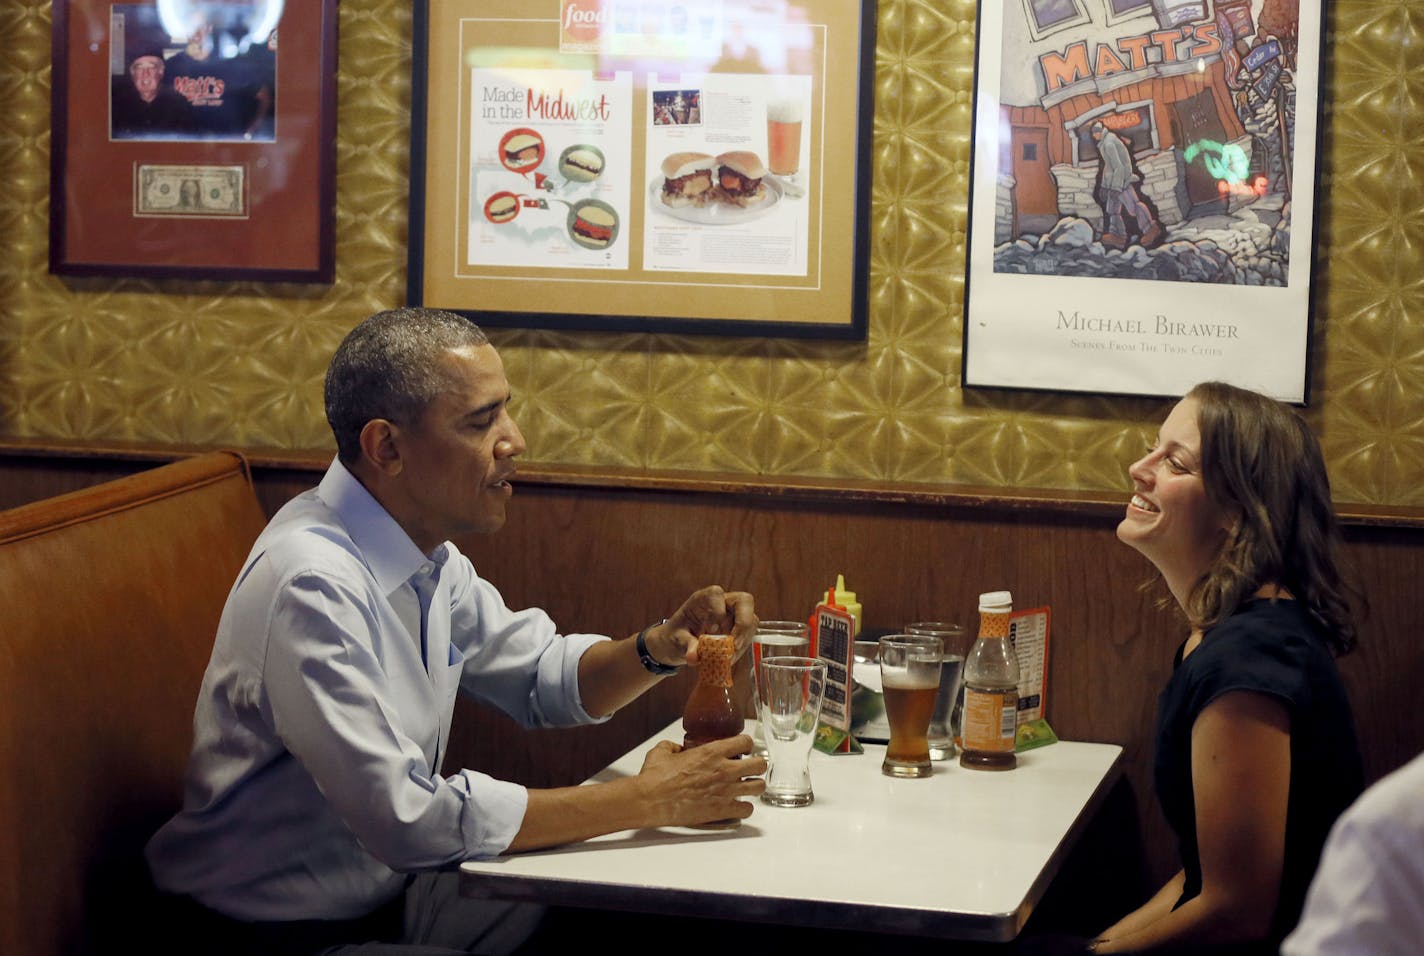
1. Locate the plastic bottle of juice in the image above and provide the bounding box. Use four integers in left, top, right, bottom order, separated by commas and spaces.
959, 591, 1019, 771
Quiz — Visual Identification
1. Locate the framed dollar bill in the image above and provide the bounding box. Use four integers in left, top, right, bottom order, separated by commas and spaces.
49, 0, 337, 282
134, 164, 247, 218
961, 0, 1324, 402
407, 0, 876, 338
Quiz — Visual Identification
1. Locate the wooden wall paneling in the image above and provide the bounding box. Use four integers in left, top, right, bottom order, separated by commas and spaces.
247, 464, 330, 519
1335, 525, 1424, 782
0, 457, 149, 511
433, 478, 1424, 890
4, 451, 1423, 896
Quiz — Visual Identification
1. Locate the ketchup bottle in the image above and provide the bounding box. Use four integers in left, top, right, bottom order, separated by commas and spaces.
682, 634, 743, 748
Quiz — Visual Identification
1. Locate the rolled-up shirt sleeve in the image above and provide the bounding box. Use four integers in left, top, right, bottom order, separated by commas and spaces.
261, 558, 603, 870
443, 551, 609, 727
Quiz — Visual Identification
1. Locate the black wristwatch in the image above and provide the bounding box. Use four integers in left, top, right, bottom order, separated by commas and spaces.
635, 620, 680, 676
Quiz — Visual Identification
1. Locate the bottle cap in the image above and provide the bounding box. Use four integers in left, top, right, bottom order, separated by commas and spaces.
834, 574, 863, 636
978, 590, 1013, 612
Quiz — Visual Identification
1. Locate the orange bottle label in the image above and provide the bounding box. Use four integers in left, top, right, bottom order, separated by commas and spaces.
962, 688, 1017, 753
695, 634, 736, 687
980, 609, 1011, 640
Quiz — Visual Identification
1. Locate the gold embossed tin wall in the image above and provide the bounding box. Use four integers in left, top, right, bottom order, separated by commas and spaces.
0, 0, 1420, 504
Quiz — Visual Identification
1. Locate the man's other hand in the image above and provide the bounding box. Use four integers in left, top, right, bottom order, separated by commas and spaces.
633, 734, 767, 827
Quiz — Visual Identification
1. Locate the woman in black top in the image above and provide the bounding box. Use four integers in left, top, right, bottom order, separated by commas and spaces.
1092, 382, 1363, 954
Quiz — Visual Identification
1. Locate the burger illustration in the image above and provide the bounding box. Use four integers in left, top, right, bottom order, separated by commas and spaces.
714, 151, 768, 207
502, 130, 543, 170
484, 192, 519, 224
659, 151, 716, 208
568, 201, 618, 249
559, 145, 606, 182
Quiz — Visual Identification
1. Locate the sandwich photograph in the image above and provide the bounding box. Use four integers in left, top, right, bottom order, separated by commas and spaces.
654, 150, 775, 218
557, 144, 606, 183
483, 192, 520, 225
567, 200, 619, 250
499, 129, 544, 173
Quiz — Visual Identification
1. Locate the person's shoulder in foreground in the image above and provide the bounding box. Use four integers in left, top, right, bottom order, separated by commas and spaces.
1282, 750, 1424, 956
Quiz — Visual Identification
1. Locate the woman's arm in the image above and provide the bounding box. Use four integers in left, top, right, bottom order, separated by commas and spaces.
1095, 690, 1290, 952
1093, 870, 1186, 946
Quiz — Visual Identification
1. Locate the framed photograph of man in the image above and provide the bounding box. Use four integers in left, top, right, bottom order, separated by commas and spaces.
50, 0, 336, 281
961, 0, 1324, 403
109, 3, 277, 143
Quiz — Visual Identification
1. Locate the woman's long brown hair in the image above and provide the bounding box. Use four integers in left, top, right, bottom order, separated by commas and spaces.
1185, 381, 1360, 654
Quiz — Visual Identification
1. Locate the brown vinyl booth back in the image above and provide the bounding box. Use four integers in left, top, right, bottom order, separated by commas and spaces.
0, 452, 267, 956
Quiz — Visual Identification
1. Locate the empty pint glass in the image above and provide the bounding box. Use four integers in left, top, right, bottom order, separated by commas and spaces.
748, 621, 812, 755
758, 656, 828, 807
878, 634, 943, 778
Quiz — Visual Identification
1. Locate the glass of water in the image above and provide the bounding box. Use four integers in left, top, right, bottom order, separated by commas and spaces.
906, 621, 968, 760
748, 620, 811, 754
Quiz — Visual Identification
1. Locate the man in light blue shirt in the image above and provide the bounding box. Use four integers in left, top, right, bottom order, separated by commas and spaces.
146, 307, 764, 953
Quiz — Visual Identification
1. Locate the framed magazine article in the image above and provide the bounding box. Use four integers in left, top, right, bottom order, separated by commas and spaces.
408, 0, 876, 338
49, 0, 337, 282
962, 0, 1323, 402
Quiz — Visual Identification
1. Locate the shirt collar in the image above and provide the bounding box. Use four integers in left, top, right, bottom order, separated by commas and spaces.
317, 458, 450, 596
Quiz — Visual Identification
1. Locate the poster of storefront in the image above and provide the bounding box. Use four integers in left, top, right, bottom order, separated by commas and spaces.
409, 0, 875, 338
962, 0, 1323, 402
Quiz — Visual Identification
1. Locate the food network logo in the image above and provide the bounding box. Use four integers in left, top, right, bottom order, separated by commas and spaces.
559, 0, 608, 54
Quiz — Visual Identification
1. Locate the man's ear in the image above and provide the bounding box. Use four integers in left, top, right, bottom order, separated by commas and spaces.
358, 419, 404, 476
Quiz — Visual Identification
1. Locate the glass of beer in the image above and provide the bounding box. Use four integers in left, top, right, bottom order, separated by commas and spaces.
758, 656, 828, 807
766, 96, 803, 177
878, 634, 943, 778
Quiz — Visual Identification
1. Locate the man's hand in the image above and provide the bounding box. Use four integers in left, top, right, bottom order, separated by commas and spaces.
644, 586, 758, 668
510, 733, 768, 852
633, 734, 767, 827
577, 586, 756, 718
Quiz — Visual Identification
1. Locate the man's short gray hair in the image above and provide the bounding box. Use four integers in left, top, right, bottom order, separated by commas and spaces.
324, 307, 489, 464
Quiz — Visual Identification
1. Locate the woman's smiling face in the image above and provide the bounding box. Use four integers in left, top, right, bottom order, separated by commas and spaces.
1117, 397, 1232, 595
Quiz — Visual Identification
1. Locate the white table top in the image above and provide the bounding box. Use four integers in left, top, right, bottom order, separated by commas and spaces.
460, 721, 1123, 942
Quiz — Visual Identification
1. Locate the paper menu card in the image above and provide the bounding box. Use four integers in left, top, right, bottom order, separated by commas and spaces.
1010, 606, 1050, 724
813, 603, 855, 732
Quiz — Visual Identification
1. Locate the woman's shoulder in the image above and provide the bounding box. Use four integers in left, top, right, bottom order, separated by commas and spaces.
1178, 600, 1333, 702
1200, 599, 1323, 655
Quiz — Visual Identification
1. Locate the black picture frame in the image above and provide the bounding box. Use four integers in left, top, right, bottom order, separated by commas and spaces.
407, 0, 876, 339
961, 0, 1323, 403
